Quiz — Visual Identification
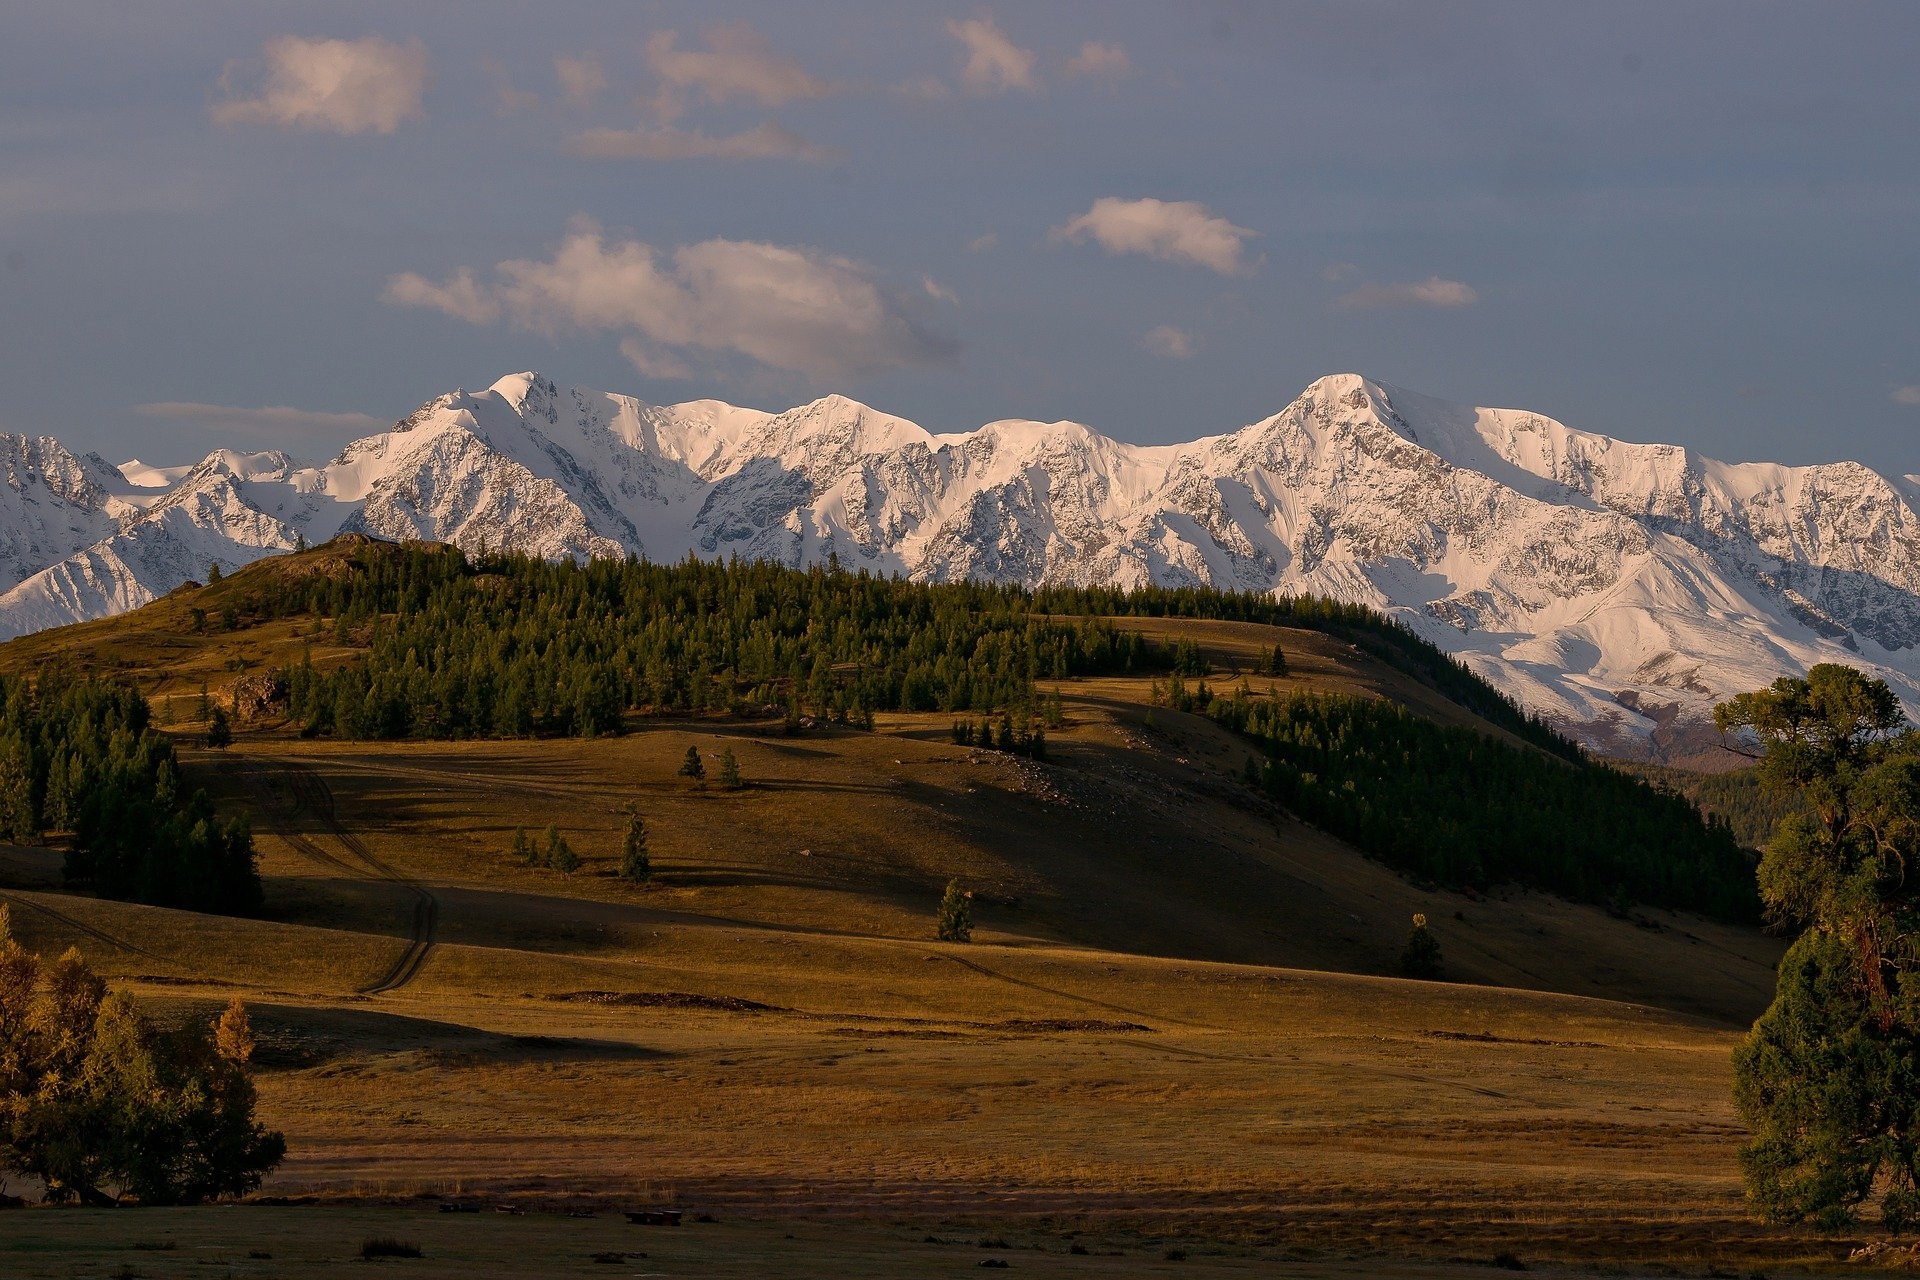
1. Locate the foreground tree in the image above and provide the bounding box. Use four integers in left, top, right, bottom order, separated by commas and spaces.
0, 912, 284, 1203
1716, 664, 1920, 1228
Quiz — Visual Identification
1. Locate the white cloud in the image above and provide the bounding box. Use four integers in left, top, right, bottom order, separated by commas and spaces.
645, 22, 833, 120
619, 338, 694, 381
948, 15, 1038, 94
1051, 197, 1259, 276
212, 35, 430, 135
481, 58, 539, 115
381, 267, 499, 323
1334, 276, 1480, 309
384, 222, 954, 380
134, 401, 385, 443
967, 232, 999, 253
565, 122, 834, 163
1065, 41, 1132, 79
1141, 325, 1197, 359
1895, 386, 1920, 406
553, 55, 605, 108
922, 276, 958, 305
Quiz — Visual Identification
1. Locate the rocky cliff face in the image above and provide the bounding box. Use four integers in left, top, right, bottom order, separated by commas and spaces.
5, 370, 1916, 761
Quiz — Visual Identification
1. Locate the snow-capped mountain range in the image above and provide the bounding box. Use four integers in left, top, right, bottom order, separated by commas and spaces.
4, 370, 1917, 762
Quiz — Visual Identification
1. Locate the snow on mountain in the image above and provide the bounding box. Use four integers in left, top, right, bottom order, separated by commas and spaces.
2, 370, 1915, 761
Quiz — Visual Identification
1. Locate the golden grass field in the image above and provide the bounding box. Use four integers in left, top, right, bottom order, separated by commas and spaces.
0, 556, 1850, 1275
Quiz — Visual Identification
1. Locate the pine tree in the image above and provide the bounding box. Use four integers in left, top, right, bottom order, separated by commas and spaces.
207, 561, 222, 584
1399, 913, 1443, 979
716, 746, 742, 790
205, 707, 232, 750
510, 826, 533, 865
678, 746, 705, 781
0, 737, 35, 844
546, 828, 579, 875
936, 878, 972, 943
1716, 665, 1920, 1228
620, 806, 650, 883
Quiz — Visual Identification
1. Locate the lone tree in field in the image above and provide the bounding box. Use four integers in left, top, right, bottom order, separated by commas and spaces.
621, 805, 650, 882
1715, 664, 1920, 1229
716, 746, 743, 790
509, 826, 533, 864
0, 911, 285, 1204
1398, 913, 1443, 979
678, 746, 705, 782
937, 878, 972, 943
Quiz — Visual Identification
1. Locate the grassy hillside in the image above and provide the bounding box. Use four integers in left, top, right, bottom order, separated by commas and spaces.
0, 540, 1806, 1267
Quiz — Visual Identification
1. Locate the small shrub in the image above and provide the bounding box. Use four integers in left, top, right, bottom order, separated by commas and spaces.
361, 1236, 423, 1259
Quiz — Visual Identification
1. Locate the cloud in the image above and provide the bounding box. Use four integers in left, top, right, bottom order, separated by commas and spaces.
1051, 197, 1259, 276
565, 122, 835, 163
645, 22, 833, 120
619, 338, 694, 381
212, 35, 430, 135
134, 401, 385, 443
381, 267, 498, 323
481, 58, 539, 114
384, 222, 954, 380
1320, 261, 1360, 282
1333, 276, 1480, 309
1064, 41, 1132, 79
1895, 386, 1920, 406
922, 276, 958, 305
948, 15, 1038, 94
1141, 325, 1197, 359
967, 233, 999, 253
553, 55, 605, 108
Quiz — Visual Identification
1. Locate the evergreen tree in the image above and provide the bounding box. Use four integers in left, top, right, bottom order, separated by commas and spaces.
207, 561, 222, 584
509, 826, 533, 865
678, 746, 705, 781
716, 746, 743, 790
0, 736, 35, 844
1716, 665, 1920, 1228
205, 707, 232, 750
936, 878, 972, 943
620, 806, 650, 883
546, 828, 579, 875
1399, 913, 1443, 979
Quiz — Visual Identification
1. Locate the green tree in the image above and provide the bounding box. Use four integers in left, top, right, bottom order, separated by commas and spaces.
546, 829, 579, 876
1398, 913, 1443, 980
936, 878, 972, 943
205, 706, 233, 750
207, 561, 222, 584
678, 746, 705, 781
620, 806, 650, 883
1716, 664, 1920, 1228
0, 736, 36, 844
716, 746, 743, 790
0, 915, 284, 1204
509, 826, 534, 865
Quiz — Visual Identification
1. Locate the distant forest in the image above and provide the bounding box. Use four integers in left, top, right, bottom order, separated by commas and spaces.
1190, 683, 1758, 921
1613, 760, 1804, 852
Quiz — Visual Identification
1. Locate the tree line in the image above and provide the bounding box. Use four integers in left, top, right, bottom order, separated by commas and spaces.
0, 672, 260, 913
1197, 682, 1758, 920
261, 545, 1160, 740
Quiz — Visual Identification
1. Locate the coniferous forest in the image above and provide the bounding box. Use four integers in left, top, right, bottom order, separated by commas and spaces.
21, 536, 1764, 920
1202, 685, 1757, 920
0, 673, 260, 913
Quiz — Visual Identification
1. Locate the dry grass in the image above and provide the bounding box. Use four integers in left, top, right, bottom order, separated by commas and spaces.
0, 565, 1819, 1269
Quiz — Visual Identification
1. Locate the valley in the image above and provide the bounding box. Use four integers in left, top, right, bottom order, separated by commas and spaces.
0, 562, 1822, 1273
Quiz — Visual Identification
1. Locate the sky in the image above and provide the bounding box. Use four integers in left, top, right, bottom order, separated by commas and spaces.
1, 1, 1916, 474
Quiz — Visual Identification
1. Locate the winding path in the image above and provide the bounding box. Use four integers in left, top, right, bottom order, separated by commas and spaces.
245, 758, 439, 994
